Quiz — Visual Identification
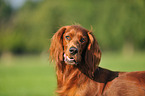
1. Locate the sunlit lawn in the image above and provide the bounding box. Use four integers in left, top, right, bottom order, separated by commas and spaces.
0, 52, 145, 96
100, 52, 145, 71
0, 54, 56, 96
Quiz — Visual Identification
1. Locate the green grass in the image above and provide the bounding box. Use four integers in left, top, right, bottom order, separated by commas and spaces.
100, 52, 145, 71
0, 52, 145, 96
0, 55, 56, 96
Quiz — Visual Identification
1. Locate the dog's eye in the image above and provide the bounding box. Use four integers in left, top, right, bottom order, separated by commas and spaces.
65, 36, 71, 40
80, 38, 85, 43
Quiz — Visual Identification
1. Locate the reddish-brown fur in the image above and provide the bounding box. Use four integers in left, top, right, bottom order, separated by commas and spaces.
49, 25, 145, 96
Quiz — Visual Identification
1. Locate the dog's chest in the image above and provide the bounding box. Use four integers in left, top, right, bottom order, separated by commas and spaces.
62, 80, 102, 96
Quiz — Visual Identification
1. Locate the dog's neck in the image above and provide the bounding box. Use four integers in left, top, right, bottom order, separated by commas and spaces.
56, 62, 86, 84
56, 62, 92, 94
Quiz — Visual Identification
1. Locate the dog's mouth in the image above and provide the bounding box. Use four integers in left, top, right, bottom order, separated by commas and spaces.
64, 54, 78, 65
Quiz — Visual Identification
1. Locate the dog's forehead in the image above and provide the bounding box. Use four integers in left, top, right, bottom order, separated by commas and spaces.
66, 27, 88, 36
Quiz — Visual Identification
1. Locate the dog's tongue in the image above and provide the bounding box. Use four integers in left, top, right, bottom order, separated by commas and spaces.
64, 54, 76, 65
64, 54, 74, 61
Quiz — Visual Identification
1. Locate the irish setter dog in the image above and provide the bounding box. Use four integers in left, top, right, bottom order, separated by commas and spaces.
49, 25, 145, 96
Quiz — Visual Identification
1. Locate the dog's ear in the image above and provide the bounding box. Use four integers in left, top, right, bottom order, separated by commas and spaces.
49, 26, 69, 62
85, 32, 101, 78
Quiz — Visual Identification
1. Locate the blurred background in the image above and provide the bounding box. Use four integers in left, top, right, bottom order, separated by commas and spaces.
0, 0, 145, 96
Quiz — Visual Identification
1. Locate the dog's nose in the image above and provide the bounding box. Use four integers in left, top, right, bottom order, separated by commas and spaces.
69, 47, 78, 55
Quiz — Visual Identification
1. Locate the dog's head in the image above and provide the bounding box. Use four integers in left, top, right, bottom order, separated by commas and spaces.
49, 25, 101, 76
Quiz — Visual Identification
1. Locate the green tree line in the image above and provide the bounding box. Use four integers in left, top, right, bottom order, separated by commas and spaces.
0, 0, 145, 54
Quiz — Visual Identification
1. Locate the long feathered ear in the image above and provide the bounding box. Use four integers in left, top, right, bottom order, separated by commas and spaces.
49, 26, 69, 62
85, 32, 101, 78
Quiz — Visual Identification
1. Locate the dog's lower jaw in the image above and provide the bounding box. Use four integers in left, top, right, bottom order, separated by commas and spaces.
64, 54, 77, 65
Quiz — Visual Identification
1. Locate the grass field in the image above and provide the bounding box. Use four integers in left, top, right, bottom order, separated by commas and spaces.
0, 52, 145, 96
